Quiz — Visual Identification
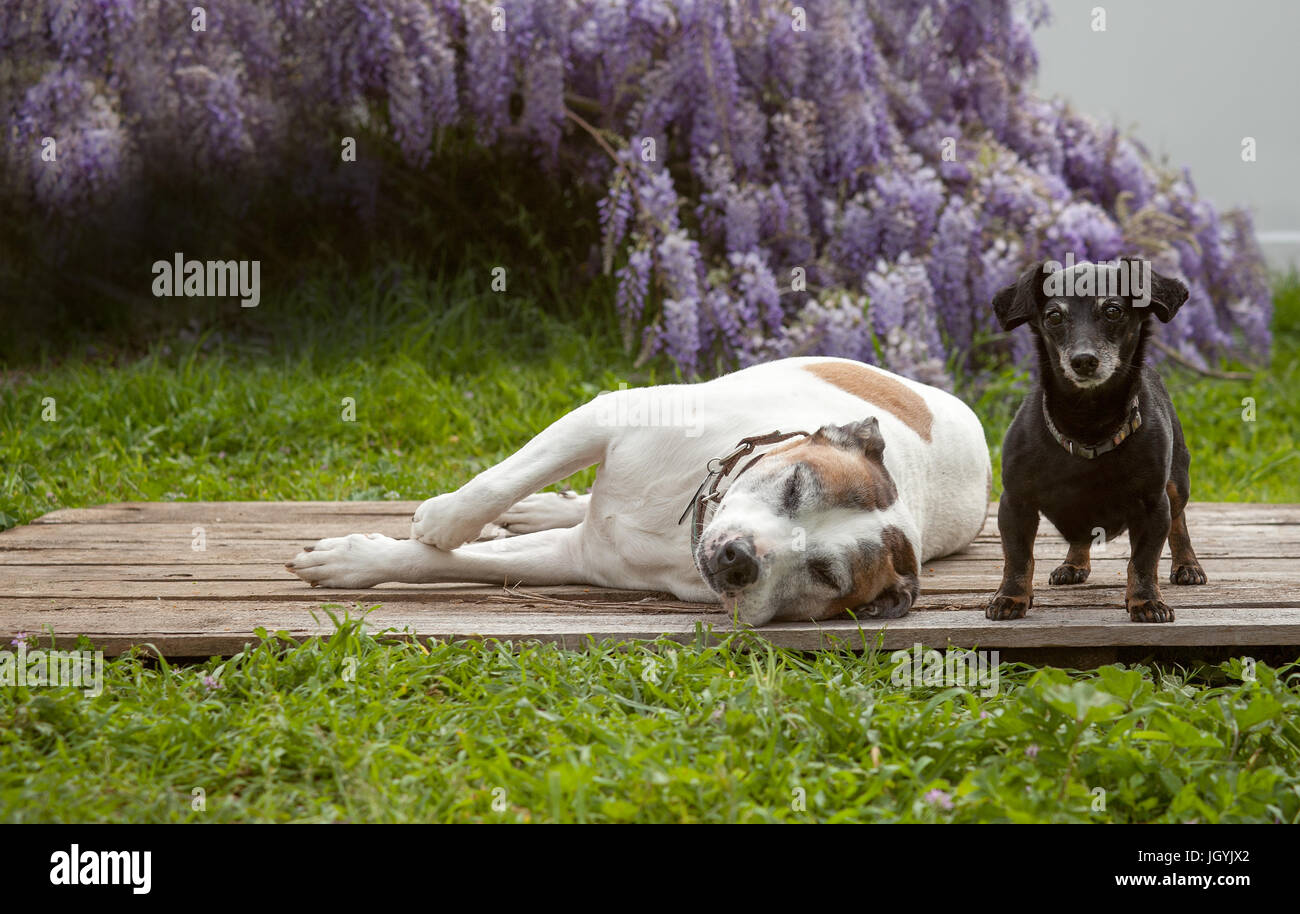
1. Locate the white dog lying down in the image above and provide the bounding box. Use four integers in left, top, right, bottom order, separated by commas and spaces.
287, 357, 991, 626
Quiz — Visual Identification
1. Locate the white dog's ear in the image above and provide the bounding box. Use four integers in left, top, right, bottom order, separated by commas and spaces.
855, 526, 919, 618
851, 417, 886, 461
854, 585, 913, 619
815, 417, 885, 461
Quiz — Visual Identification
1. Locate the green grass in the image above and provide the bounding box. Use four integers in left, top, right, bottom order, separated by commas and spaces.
3, 623, 1297, 823
0, 264, 642, 529
1, 263, 1299, 823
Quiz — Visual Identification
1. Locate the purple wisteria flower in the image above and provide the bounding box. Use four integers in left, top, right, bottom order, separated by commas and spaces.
0, 0, 1273, 380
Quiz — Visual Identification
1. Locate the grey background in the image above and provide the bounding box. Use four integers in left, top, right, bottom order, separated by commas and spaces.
1032, 0, 1299, 269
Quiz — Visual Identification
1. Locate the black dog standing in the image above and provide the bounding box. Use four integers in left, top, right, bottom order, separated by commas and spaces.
987, 258, 1207, 624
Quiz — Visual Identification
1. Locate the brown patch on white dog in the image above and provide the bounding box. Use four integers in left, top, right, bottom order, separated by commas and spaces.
770, 433, 898, 511
803, 361, 934, 441
822, 525, 918, 620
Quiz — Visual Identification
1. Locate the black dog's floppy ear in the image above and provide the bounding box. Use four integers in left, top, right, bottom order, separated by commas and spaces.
992, 260, 1050, 331
1119, 257, 1189, 323
814, 417, 885, 461
1148, 269, 1189, 323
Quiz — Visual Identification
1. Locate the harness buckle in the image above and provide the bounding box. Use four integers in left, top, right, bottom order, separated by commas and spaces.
677, 430, 810, 549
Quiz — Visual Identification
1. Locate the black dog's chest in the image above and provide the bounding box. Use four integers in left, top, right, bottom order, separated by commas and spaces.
1036, 474, 1133, 542
1029, 438, 1167, 541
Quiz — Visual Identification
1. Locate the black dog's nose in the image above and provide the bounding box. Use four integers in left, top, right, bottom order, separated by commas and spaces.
1070, 352, 1099, 376
709, 537, 759, 590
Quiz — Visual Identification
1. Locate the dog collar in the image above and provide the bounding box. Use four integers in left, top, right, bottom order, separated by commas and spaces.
1042, 393, 1142, 459
678, 429, 810, 573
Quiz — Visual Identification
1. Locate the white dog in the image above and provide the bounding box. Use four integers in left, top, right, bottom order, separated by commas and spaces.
287, 357, 991, 626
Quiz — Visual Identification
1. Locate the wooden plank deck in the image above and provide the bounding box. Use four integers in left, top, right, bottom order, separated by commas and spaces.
1, 501, 1298, 657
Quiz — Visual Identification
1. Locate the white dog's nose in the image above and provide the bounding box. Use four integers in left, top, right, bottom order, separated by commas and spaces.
706, 536, 759, 590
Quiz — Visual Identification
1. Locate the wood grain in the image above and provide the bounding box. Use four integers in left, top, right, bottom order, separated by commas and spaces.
2, 500, 1298, 656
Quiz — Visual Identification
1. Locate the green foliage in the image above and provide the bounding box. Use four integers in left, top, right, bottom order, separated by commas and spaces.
0, 262, 638, 529
1156, 279, 1300, 501
2, 623, 1296, 823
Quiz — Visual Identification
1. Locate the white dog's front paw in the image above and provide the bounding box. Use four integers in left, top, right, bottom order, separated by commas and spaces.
410, 492, 489, 550
285, 533, 398, 589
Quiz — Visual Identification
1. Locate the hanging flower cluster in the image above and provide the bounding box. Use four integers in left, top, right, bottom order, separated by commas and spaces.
0, 0, 1271, 381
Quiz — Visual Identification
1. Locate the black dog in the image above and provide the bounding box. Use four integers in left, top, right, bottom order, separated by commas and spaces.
986, 258, 1207, 624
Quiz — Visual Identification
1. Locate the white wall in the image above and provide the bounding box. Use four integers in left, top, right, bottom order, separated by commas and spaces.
1032, 0, 1300, 270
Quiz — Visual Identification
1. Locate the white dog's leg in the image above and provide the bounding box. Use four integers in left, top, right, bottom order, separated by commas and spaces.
492, 492, 590, 534
411, 402, 611, 550
287, 526, 590, 589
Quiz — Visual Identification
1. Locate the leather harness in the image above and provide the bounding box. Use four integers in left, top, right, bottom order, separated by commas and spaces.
677, 430, 810, 572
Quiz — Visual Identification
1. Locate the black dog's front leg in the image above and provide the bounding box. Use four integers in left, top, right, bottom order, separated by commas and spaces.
1126, 489, 1174, 623
987, 493, 1039, 620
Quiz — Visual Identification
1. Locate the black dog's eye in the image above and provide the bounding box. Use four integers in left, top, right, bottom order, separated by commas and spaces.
1103, 302, 1125, 321
1044, 310, 1064, 327
807, 559, 840, 591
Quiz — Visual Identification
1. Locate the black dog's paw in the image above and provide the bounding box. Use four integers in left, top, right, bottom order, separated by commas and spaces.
1127, 598, 1175, 623
985, 593, 1031, 620
1170, 563, 1207, 585
1049, 563, 1090, 585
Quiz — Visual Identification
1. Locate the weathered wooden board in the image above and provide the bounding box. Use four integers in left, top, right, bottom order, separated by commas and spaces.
1, 501, 1299, 656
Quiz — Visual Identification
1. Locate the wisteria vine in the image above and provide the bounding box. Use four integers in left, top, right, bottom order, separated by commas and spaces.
0, 0, 1272, 382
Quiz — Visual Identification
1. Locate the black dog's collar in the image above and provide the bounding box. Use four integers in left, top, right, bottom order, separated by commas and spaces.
1042, 393, 1142, 459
